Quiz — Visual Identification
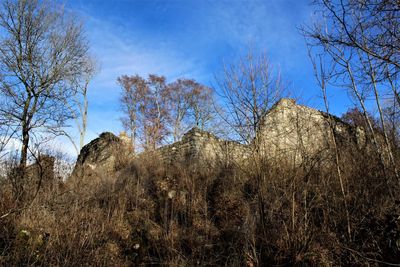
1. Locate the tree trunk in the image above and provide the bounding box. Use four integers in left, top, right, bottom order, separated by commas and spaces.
79, 91, 88, 151
20, 127, 29, 167
20, 95, 32, 167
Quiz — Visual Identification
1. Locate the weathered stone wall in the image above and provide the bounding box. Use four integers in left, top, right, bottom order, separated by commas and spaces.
153, 99, 371, 167
71, 98, 370, 177
156, 128, 249, 166
258, 98, 365, 164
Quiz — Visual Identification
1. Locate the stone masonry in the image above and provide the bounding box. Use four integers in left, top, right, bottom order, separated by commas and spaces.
156, 127, 249, 165
72, 98, 367, 175
258, 98, 366, 164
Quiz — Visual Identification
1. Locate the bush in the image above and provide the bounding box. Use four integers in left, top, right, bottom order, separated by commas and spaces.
0, 146, 399, 266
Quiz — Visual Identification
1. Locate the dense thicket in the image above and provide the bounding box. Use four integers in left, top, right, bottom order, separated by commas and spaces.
0, 141, 399, 266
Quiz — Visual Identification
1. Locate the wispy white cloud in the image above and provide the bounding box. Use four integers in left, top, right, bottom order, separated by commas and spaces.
87, 15, 207, 89
62, 7, 211, 151
204, 1, 313, 68
57, 0, 347, 155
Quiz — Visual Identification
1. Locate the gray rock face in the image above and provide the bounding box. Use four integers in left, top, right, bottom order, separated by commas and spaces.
71, 132, 130, 181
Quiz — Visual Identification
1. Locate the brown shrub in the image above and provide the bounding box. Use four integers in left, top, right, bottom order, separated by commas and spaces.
0, 145, 399, 266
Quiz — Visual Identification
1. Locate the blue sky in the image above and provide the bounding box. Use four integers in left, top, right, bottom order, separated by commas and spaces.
61, 0, 353, 155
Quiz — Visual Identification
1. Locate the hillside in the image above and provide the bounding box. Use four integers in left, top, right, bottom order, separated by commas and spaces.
1, 99, 398, 266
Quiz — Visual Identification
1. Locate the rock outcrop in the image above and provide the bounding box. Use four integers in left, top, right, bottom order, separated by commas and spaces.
71, 132, 131, 182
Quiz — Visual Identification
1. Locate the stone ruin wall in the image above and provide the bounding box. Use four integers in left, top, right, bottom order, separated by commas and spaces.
156, 128, 250, 166
71, 98, 370, 178
155, 99, 367, 166
259, 98, 366, 164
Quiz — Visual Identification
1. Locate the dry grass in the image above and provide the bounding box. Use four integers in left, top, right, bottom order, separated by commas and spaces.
0, 144, 399, 266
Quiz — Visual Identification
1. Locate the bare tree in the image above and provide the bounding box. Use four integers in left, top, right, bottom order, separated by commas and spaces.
188, 82, 215, 131
64, 58, 97, 155
341, 108, 381, 133
142, 75, 169, 150
118, 74, 148, 153
165, 79, 193, 142
307, 48, 352, 240
383, 98, 400, 149
305, 0, 400, 86
0, 0, 92, 168
118, 74, 168, 151
74, 59, 97, 153
119, 74, 218, 149
302, 0, 399, 178
166, 79, 216, 141
215, 50, 286, 253
216, 49, 285, 145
